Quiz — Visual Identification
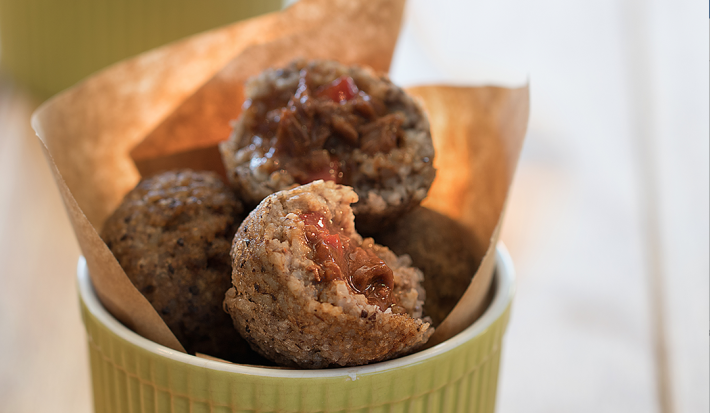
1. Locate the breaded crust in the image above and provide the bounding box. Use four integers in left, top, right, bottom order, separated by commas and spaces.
224, 181, 433, 368
101, 170, 255, 362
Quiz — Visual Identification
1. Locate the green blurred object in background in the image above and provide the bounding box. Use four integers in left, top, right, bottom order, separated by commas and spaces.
0, 0, 282, 98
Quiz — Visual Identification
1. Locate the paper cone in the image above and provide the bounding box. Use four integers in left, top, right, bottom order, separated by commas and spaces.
32, 0, 528, 358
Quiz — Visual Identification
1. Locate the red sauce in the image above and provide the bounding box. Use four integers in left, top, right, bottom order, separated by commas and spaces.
315, 76, 359, 103
301, 159, 339, 183
300, 212, 394, 310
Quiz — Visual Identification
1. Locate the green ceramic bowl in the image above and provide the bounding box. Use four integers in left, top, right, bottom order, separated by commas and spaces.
0, 0, 282, 97
78, 243, 515, 413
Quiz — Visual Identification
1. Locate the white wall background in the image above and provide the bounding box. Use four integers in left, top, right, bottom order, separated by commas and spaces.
390, 1, 709, 412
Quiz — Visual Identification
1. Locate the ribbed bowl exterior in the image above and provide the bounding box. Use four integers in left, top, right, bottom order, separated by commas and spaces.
78, 246, 514, 413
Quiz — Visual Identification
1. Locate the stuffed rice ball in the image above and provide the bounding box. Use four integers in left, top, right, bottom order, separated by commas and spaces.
223, 180, 433, 368
219, 59, 436, 233
101, 170, 254, 362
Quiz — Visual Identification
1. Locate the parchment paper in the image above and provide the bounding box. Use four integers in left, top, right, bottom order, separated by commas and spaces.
132, 0, 405, 177
31, 0, 529, 358
408, 85, 529, 347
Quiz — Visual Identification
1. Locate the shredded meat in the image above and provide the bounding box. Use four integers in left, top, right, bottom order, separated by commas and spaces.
242, 70, 405, 185
300, 212, 394, 310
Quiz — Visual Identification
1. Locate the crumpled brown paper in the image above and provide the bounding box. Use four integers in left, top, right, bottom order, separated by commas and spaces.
409, 85, 529, 347
31, 0, 528, 360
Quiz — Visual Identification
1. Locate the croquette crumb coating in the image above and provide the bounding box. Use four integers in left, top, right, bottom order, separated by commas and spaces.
219, 59, 436, 234
375, 207, 484, 327
223, 180, 433, 368
101, 170, 253, 361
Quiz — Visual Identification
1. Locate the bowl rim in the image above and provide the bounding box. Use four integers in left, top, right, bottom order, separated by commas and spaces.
77, 242, 515, 379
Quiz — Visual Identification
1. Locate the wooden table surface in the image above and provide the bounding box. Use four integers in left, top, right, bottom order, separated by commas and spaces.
0, 1, 707, 412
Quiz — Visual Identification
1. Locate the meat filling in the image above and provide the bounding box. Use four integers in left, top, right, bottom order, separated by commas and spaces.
300, 212, 394, 310
242, 70, 405, 185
